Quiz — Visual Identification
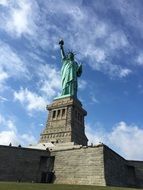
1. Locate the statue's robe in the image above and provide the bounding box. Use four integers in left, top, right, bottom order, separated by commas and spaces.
61, 58, 82, 97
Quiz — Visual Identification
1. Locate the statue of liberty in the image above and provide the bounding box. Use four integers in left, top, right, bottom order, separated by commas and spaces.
59, 39, 82, 98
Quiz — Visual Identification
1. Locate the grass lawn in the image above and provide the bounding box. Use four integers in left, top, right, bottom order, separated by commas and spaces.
0, 182, 141, 190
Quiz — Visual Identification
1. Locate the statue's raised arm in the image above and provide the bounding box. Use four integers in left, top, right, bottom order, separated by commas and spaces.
59, 39, 65, 59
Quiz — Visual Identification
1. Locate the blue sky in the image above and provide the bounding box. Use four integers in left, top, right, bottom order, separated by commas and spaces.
0, 0, 143, 160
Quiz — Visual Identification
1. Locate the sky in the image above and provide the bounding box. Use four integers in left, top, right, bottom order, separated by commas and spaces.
0, 0, 143, 160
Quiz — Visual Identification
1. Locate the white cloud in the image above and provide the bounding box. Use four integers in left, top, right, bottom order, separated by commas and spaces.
86, 121, 143, 160
0, 68, 9, 90
87, 55, 131, 78
78, 79, 87, 90
138, 84, 143, 94
0, 0, 8, 6
13, 64, 62, 113
85, 48, 106, 64
52, 2, 130, 78
40, 80, 60, 98
0, 70, 8, 81
38, 64, 61, 98
91, 95, 99, 104
94, 22, 107, 38
3, 0, 37, 37
0, 131, 18, 145
44, 0, 84, 20
0, 114, 5, 124
119, 68, 132, 78
0, 41, 29, 90
14, 88, 47, 112
20, 133, 36, 145
0, 130, 36, 146
0, 0, 133, 79
106, 31, 129, 50
109, 122, 143, 160
84, 34, 130, 78
112, 0, 143, 38
7, 119, 17, 132
0, 114, 17, 132
0, 114, 36, 146
136, 53, 143, 66
86, 123, 106, 145
7, 0, 130, 79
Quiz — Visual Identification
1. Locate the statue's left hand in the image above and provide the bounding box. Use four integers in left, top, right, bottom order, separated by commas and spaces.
77, 64, 82, 77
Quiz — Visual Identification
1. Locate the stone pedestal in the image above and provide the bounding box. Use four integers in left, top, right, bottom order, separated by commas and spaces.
40, 96, 88, 146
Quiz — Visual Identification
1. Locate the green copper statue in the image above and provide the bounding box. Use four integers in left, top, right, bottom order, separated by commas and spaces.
59, 39, 82, 98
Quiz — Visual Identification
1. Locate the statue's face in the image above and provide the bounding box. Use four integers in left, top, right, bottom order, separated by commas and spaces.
67, 53, 74, 60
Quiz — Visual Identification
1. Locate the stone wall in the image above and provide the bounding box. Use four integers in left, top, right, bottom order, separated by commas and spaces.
51, 145, 106, 186
0, 145, 54, 183
103, 145, 137, 187
128, 160, 143, 187
0, 144, 143, 187
52, 144, 143, 188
